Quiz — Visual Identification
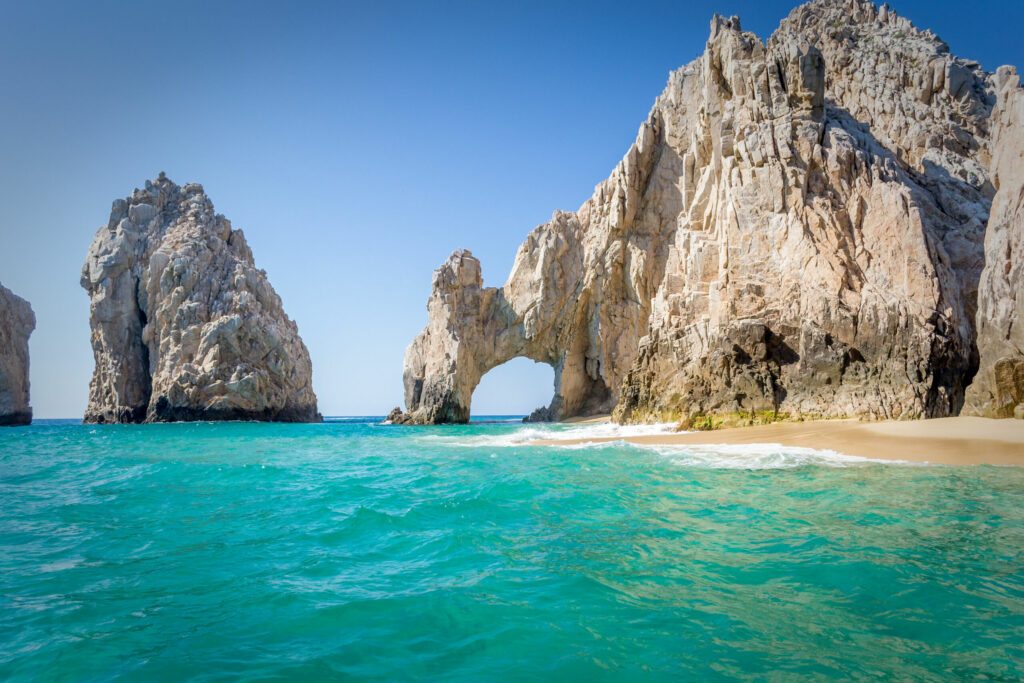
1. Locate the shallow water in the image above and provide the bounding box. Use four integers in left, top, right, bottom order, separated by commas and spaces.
1, 417, 1022, 680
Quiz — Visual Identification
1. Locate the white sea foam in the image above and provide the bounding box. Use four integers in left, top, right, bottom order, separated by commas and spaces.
415, 421, 679, 448
415, 421, 911, 468
544, 438, 902, 467
640, 442, 906, 469
419, 421, 917, 471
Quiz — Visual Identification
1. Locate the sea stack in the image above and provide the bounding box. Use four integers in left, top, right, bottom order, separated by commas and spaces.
402, 0, 1010, 425
0, 283, 36, 426
81, 174, 320, 423
965, 68, 1024, 418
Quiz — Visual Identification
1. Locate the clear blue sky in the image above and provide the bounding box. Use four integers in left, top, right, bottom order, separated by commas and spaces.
1, 0, 1021, 418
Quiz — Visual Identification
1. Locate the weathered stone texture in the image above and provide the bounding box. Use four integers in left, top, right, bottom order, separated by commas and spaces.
402, 0, 1021, 424
964, 68, 1024, 417
82, 174, 320, 423
0, 284, 35, 426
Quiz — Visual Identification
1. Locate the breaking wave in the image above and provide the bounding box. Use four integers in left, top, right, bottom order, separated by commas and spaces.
414, 421, 908, 468
413, 421, 678, 448
640, 442, 903, 469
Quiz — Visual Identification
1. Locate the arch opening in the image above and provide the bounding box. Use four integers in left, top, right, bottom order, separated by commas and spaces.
470, 357, 555, 421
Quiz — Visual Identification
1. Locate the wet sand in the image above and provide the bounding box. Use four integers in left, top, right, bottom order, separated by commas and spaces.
537, 417, 1024, 465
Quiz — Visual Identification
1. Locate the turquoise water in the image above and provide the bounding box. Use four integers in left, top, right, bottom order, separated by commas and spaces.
1, 417, 1023, 681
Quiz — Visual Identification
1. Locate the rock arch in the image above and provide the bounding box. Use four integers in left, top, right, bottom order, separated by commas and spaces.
401, 5, 1000, 425
402, 247, 629, 424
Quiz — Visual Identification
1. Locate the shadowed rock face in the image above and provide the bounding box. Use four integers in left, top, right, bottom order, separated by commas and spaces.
0, 284, 35, 426
403, 0, 1008, 425
81, 174, 320, 424
965, 68, 1024, 417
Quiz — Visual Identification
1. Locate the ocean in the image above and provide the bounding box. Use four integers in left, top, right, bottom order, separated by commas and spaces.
1, 417, 1022, 680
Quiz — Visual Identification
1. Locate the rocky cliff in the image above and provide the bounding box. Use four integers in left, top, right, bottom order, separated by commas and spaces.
401, 0, 1021, 425
964, 68, 1024, 417
82, 174, 320, 423
0, 284, 35, 426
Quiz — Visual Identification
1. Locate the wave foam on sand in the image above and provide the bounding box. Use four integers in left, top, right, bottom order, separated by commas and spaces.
641, 443, 900, 469
414, 422, 905, 468
415, 422, 679, 449
528, 417, 1024, 467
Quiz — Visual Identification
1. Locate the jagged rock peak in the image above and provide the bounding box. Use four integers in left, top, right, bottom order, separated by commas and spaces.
0, 283, 35, 426
401, 1, 1015, 424
81, 174, 320, 423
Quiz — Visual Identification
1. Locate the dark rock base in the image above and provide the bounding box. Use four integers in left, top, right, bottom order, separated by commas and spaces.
83, 400, 322, 424
0, 411, 32, 426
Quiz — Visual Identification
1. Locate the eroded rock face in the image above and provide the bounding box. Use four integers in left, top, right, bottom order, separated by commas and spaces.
402, 0, 1013, 424
82, 174, 320, 423
0, 284, 35, 426
964, 69, 1024, 417
617, 4, 992, 423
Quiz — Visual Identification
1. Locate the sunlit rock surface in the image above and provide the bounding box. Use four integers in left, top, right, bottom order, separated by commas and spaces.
82, 174, 320, 423
965, 68, 1024, 417
402, 0, 1019, 424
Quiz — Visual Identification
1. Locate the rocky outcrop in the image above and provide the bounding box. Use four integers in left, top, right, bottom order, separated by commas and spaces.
523, 405, 555, 423
81, 174, 320, 423
403, 0, 1011, 425
964, 69, 1024, 417
0, 284, 35, 426
385, 407, 415, 425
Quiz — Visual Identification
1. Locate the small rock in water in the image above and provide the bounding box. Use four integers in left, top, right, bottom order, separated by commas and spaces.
523, 405, 555, 423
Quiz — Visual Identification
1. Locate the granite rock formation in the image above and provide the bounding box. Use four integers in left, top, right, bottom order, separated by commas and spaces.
0, 284, 35, 426
403, 0, 1017, 424
964, 69, 1024, 417
385, 407, 415, 425
523, 405, 555, 423
82, 174, 320, 423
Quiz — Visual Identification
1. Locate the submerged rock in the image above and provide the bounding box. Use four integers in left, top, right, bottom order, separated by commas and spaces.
965, 68, 1024, 417
402, 0, 1004, 424
0, 284, 35, 426
81, 174, 320, 423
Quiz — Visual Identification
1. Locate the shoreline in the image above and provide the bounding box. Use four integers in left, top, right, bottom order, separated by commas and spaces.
537, 416, 1024, 466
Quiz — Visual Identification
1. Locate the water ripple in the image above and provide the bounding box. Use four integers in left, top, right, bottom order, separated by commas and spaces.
0, 420, 1022, 679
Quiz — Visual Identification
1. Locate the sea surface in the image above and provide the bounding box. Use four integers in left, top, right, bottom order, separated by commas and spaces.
1, 417, 1023, 681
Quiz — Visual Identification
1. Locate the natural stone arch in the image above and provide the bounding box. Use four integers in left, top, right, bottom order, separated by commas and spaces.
402, 247, 627, 424
401, 7, 997, 426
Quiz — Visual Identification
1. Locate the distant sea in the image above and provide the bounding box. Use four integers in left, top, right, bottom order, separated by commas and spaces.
1, 417, 1022, 680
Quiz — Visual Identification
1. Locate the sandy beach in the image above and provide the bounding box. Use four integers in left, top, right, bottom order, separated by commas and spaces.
534, 417, 1024, 465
